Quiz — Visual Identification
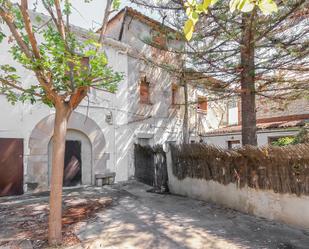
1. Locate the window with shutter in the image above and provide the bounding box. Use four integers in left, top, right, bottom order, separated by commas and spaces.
171, 84, 178, 106
197, 96, 207, 112
140, 77, 150, 104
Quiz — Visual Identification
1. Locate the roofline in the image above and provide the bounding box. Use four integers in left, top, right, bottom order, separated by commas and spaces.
203, 127, 303, 138
105, 7, 182, 36
204, 117, 309, 136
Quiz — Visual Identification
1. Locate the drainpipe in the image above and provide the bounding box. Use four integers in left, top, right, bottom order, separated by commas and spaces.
183, 73, 189, 144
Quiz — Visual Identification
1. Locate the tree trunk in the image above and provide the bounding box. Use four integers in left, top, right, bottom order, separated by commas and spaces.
183, 78, 190, 144
240, 12, 257, 146
98, 0, 113, 44
48, 101, 72, 245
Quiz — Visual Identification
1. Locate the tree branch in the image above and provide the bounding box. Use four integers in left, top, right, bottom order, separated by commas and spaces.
0, 6, 32, 58
20, 0, 41, 59
69, 86, 88, 109
98, 0, 113, 44
54, 0, 66, 41
0, 78, 43, 97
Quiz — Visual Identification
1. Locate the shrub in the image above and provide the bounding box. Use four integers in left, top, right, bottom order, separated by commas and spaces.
271, 127, 309, 146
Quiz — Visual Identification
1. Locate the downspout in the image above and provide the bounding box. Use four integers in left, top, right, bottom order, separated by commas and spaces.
183, 72, 190, 144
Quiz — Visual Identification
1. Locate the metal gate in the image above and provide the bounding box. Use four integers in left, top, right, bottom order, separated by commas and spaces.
0, 138, 24, 197
134, 144, 168, 192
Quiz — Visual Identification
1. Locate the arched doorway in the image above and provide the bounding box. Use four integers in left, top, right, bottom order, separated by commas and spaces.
27, 111, 107, 191
48, 130, 92, 186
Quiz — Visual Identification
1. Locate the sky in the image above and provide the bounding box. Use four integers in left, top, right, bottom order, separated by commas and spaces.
19, 0, 158, 30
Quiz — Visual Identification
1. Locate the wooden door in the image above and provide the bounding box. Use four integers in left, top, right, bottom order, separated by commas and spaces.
63, 140, 81, 187
0, 138, 23, 197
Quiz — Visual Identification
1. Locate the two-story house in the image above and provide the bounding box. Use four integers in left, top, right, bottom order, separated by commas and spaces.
0, 7, 210, 196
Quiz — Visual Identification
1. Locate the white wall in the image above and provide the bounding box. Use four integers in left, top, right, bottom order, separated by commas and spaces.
0, 10, 189, 190
166, 145, 309, 229
205, 129, 300, 148
0, 12, 131, 187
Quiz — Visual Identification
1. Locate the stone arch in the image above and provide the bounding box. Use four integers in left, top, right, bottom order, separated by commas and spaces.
27, 111, 107, 191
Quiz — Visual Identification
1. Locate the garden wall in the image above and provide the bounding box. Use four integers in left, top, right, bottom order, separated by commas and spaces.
166, 144, 309, 229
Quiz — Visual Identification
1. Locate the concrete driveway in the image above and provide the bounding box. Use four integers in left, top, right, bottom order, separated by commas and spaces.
1, 182, 309, 249
73, 182, 309, 249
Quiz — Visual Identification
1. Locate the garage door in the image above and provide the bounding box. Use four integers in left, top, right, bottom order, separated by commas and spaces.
0, 138, 24, 197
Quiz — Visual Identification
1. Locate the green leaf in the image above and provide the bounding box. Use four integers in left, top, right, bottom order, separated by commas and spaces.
196, 4, 204, 13
35, 15, 42, 23
258, 0, 278, 15
202, 0, 212, 11
63, 1, 72, 15
238, 0, 254, 12
191, 11, 199, 24
229, 0, 240, 13
186, 6, 192, 16
230, 0, 255, 13
187, 0, 196, 5
112, 0, 121, 10
0, 31, 5, 43
183, 19, 194, 41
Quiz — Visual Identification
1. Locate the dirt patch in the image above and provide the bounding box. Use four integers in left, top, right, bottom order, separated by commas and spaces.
0, 197, 112, 248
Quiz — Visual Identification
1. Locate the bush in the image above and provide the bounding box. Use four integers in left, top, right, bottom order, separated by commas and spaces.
271, 127, 309, 146
272, 136, 295, 146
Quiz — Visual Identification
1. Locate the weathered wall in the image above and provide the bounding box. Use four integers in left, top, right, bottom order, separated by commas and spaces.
187, 85, 225, 138
256, 96, 309, 120
115, 13, 189, 178
166, 145, 309, 229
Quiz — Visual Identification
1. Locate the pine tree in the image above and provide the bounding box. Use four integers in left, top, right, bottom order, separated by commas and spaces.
131, 0, 309, 145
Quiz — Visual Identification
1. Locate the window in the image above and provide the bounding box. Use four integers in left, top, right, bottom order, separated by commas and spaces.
227, 99, 238, 125
140, 76, 150, 104
171, 84, 178, 106
197, 96, 207, 112
152, 31, 167, 48
227, 140, 241, 149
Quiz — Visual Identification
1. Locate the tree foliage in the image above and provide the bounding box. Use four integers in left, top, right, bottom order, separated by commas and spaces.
183, 0, 279, 40
0, 0, 122, 108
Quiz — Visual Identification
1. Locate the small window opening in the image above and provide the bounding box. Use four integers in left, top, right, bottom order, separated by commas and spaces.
140, 76, 150, 104
197, 96, 208, 112
172, 84, 178, 106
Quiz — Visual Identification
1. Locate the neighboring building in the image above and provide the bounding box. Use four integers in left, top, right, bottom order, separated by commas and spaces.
0, 8, 208, 195
203, 96, 309, 148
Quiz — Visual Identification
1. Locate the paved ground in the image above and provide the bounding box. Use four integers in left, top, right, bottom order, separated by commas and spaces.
0, 181, 309, 249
